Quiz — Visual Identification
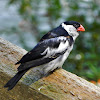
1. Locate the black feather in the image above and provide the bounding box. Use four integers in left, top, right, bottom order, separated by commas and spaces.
18, 57, 57, 72
64, 21, 80, 29
40, 25, 69, 41
16, 37, 62, 64
4, 69, 28, 90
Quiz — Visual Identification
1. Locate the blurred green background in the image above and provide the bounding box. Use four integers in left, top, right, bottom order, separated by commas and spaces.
0, 0, 100, 82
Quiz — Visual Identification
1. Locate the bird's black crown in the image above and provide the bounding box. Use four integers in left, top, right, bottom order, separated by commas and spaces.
64, 21, 80, 29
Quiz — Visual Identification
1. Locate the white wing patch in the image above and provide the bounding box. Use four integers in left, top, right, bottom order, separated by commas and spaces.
41, 36, 69, 58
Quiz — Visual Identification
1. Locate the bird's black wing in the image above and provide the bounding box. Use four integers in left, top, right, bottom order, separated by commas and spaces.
17, 55, 60, 72
16, 36, 66, 64
17, 37, 70, 71
40, 31, 58, 42
40, 26, 69, 42
16, 43, 48, 64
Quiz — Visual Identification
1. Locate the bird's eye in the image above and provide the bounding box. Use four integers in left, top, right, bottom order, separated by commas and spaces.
74, 24, 78, 27
73, 24, 80, 29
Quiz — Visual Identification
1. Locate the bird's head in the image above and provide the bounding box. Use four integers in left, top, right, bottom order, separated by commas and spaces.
61, 21, 85, 40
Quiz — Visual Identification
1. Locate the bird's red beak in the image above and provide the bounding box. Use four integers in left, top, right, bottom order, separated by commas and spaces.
77, 25, 85, 32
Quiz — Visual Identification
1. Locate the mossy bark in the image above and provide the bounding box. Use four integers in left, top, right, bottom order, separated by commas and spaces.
0, 37, 100, 100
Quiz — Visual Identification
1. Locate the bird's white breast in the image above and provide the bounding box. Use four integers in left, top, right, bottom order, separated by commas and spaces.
42, 44, 73, 74
62, 45, 73, 62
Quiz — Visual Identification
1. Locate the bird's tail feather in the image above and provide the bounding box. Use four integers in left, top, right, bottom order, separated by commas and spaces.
4, 70, 27, 90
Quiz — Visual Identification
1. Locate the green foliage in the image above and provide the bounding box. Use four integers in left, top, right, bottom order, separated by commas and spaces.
8, 0, 100, 81
83, 63, 100, 81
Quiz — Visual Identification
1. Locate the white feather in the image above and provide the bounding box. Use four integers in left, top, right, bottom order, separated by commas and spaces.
42, 45, 73, 74
61, 23, 79, 40
41, 36, 69, 58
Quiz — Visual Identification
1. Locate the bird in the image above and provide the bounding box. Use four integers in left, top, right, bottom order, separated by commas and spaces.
4, 21, 85, 90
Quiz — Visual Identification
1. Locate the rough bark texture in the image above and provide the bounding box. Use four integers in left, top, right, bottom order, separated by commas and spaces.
0, 37, 100, 100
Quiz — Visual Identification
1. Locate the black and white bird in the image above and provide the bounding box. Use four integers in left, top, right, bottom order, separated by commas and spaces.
4, 21, 85, 90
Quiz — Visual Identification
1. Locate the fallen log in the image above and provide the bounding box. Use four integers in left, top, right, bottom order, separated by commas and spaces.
0, 37, 100, 100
